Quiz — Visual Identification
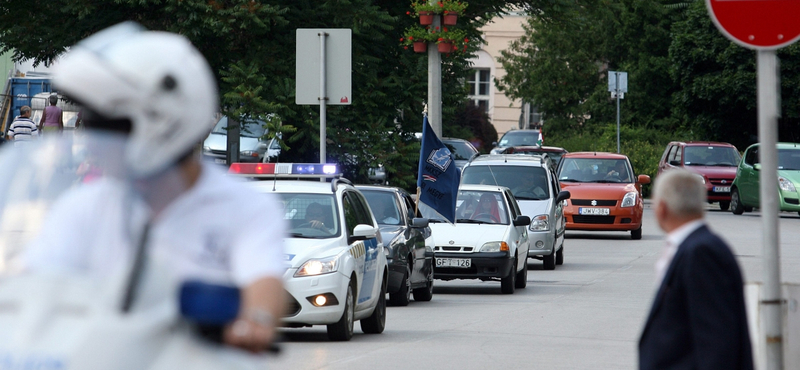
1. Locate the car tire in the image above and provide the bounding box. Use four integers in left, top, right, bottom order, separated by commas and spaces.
731, 188, 745, 215
543, 249, 556, 270
412, 269, 434, 302
388, 267, 411, 307
631, 226, 642, 240
500, 257, 516, 294
515, 260, 527, 289
361, 278, 386, 334
327, 281, 355, 341
556, 244, 564, 265
719, 201, 730, 211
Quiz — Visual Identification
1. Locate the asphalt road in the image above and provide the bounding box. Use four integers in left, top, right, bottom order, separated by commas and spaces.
271, 204, 800, 370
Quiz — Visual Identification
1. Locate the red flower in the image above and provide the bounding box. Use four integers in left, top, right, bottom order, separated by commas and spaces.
409, 36, 414, 41
404, 46, 408, 49
464, 38, 469, 42
444, 27, 448, 32
406, 11, 410, 15
435, 26, 439, 30
438, 2, 443, 7
438, 37, 444, 41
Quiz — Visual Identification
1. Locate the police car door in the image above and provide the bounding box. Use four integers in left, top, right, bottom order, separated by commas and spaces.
343, 191, 380, 309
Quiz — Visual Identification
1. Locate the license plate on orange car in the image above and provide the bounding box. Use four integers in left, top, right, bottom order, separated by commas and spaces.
579, 207, 610, 216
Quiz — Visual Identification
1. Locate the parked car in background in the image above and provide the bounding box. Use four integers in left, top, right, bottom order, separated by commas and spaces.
420, 185, 531, 294
731, 142, 800, 216
556, 152, 650, 239
498, 146, 568, 170
461, 154, 570, 270
658, 141, 741, 211
490, 129, 541, 154
441, 137, 480, 170
202, 116, 281, 164
356, 185, 434, 306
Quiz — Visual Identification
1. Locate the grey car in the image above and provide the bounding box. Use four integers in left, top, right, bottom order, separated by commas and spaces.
442, 137, 480, 171
356, 185, 434, 306
202, 116, 280, 164
461, 154, 570, 270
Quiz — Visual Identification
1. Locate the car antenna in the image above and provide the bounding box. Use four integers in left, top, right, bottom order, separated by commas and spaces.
488, 164, 499, 186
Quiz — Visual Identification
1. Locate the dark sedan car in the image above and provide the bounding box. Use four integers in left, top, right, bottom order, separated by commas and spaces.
356, 185, 434, 306
499, 145, 568, 169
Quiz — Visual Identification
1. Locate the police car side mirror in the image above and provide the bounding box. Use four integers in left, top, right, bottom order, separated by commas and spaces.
411, 218, 429, 228
513, 215, 531, 227
351, 224, 378, 241
555, 190, 571, 204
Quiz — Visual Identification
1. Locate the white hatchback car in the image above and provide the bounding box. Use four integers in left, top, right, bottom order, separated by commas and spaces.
420, 184, 531, 294
236, 163, 388, 341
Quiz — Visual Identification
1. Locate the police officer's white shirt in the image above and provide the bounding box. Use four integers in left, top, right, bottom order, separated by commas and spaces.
23, 162, 286, 286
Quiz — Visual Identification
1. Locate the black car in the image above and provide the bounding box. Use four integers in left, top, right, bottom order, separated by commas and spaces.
356, 185, 434, 306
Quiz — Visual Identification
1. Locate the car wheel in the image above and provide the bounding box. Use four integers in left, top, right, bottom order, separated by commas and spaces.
631, 226, 642, 240
543, 248, 556, 270
500, 257, 516, 294
412, 269, 434, 302
327, 281, 355, 341
515, 259, 527, 289
556, 244, 564, 265
731, 188, 745, 215
388, 266, 411, 307
719, 201, 730, 211
361, 278, 386, 334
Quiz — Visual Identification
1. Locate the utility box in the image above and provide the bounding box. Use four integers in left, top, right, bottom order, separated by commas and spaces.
745, 282, 800, 369
3, 77, 53, 132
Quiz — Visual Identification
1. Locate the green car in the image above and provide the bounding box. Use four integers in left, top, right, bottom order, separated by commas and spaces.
731, 143, 800, 215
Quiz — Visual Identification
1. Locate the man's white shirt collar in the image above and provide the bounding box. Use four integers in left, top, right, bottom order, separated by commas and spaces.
655, 219, 704, 288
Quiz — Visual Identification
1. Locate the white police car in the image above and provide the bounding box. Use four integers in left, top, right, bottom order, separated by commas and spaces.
231, 163, 388, 341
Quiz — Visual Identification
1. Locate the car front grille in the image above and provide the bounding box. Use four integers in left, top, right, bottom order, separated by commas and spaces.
284, 293, 301, 317
571, 199, 617, 206
708, 178, 734, 186
785, 198, 799, 205
572, 215, 616, 224
436, 246, 474, 253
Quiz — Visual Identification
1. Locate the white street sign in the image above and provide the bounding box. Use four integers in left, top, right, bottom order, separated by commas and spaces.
608, 71, 628, 93
296, 29, 352, 105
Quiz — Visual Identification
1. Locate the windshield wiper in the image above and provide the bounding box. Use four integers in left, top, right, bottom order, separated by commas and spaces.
559, 179, 583, 182
428, 219, 446, 223
289, 233, 315, 238
592, 180, 624, 183
457, 219, 488, 224
515, 196, 545, 200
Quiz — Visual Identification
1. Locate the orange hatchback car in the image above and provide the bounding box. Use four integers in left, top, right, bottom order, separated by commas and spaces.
555, 152, 651, 239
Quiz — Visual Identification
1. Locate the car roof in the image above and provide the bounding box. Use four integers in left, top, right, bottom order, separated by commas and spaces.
501, 129, 540, 136
459, 184, 510, 193
355, 184, 408, 195
669, 141, 737, 147
249, 179, 351, 194
744, 142, 800, 150
467, 154, 548, 167
562, 152, 629, 160
504, 145, 567, 153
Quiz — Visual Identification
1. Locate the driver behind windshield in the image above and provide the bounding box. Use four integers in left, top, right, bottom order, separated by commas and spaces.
512, 172, 548, 199
304, 202, 332, 231
605, 161, 631, 182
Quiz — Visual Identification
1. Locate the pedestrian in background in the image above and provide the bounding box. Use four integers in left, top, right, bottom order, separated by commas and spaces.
7, 105, 38, 144
38, 94, 63, 134
638, 168, 753, 370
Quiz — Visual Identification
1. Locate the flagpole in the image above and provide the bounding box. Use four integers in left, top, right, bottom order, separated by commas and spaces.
415, 187, 421, 215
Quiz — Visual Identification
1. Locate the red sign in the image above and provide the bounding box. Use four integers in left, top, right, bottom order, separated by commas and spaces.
707, 0, 800, 49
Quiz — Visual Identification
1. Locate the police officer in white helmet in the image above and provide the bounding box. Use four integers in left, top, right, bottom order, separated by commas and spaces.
22, 22, 286, 353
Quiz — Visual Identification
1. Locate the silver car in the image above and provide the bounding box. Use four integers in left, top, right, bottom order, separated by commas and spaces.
461, 154, 570, 270
202, 116, 280, 164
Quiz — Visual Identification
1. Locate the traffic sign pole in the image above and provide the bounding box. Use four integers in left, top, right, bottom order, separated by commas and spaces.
319, 32, 328, 166
757, 49, 783, 370
616, 72, 620, 154
427, 13, 442, 137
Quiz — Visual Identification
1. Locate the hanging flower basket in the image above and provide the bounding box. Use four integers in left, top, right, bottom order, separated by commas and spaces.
437, 41, 454, 53
413, 41, 427, 53
418, 11, 434, 25
443, 12, 458, 25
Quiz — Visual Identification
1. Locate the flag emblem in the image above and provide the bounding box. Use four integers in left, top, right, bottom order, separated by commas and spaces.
427, 147, 453, 171
423, 175, 437, 182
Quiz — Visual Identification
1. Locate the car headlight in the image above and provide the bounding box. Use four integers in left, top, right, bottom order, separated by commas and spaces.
621, 191, 638, 208
202, 146, 211, 153
294, 257, 338, 277
529, 214, 549, 231
779, 177, 797, 192
240, 150, 259, 158
480, 241, 509, 252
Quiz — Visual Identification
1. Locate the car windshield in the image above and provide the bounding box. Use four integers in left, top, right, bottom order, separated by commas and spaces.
276, 193, 340, 238
683, 146, 740, 167
778, 149, 800, 170
419, 190, 509, 225
462, 165, 550, 200
558, 158, 633, 183
443, 140, 479, 160
498, 131, 540, 147
360, 190, 402, 226
211, 116, 268, 138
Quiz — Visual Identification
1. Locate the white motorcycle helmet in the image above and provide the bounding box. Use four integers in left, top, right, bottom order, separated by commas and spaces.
53, 22, 218, 178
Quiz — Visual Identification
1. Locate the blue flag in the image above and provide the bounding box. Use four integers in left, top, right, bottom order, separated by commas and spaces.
417, 116, 460, 223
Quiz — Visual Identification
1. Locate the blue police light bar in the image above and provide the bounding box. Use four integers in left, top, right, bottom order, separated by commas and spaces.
229, 163, 340, 177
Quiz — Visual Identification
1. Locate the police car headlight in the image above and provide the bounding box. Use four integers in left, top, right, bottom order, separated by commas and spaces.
480, 241, 509, 252
295, 257, 338, 277
621, 191, 637, 208
779, 177, 797, 192
529, 214, 549, 231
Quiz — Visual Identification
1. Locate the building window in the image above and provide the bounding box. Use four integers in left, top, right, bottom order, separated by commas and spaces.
468, 69, 491, 114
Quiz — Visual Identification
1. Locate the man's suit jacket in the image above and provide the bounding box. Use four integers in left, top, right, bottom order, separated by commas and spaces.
639, 225, 753, 370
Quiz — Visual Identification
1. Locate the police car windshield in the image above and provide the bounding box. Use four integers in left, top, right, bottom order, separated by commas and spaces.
462, 165, 550, 200
276, 193, 340, 238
